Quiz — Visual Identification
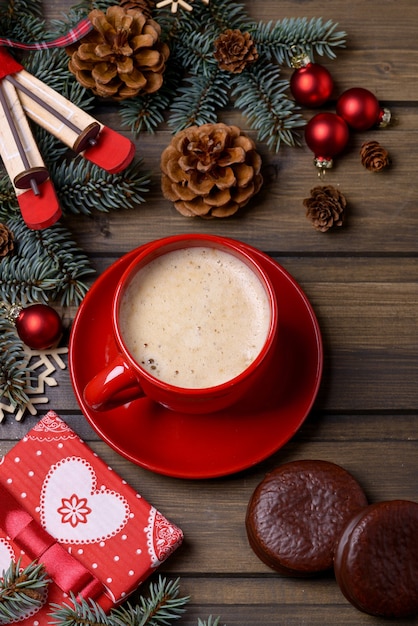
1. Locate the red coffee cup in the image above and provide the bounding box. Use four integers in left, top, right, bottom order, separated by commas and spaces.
83, 234, 278, 414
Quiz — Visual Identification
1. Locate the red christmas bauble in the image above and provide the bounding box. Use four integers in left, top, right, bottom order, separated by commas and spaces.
290, 62, 334, 108
305, 112, 349, 169
336, 87, 383, 131
15, 303, 62, 350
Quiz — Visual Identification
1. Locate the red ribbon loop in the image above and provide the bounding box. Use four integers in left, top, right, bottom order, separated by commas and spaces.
0, 482, 106, 601
0, 18, 93, 50
0, 18, 93, 80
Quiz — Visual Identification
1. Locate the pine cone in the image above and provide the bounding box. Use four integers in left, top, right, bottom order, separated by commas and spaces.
0, 223, 14, 257
360, 140, 390, 171
161, 123, 263, 218
67, 6, 169, 100
303, 185, 347, 232
214, 29, 258, 74
120, 0, 155, 20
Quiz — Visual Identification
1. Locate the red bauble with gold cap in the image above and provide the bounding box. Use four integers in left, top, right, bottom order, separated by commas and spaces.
12, 303, 62, 350
336, 87, 390, 131
305, 112, 349, 171
290, 53, 334, 108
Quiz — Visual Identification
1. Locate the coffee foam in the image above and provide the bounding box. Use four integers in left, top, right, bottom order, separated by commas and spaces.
119, 246, 271, 388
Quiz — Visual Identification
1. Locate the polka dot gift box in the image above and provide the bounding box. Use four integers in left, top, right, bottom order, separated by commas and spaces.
0, 410, 183, 624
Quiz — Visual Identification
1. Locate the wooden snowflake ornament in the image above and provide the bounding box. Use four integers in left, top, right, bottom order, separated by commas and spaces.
156, 0, 209, 13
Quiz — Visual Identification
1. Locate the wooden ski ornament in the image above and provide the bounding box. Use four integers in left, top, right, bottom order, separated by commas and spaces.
8, 70, 135, 173
0, 77, 61, 230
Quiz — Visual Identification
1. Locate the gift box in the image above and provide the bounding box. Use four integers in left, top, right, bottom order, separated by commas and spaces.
0, 410, 183, 624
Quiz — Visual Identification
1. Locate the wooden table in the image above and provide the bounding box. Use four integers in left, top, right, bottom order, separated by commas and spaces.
2, 1, 417, 624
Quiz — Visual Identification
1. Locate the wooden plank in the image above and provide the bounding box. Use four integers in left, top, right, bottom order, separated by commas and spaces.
63, 103, 418, 255
1, 2, 417, 625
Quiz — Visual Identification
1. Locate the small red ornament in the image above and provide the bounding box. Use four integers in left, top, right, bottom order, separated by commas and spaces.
290, 52, 334, 108
336, 87, 391, 131
305, 112, 349, 172
5, 302, 62, 350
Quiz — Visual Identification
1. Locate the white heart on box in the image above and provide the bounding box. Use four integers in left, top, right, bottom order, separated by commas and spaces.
40, 456, 130, 544
0, 537, 15, 572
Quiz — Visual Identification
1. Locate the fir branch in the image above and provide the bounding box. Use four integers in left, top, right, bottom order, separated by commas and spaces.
120, 90, 172, 135
198, 618, 225, 626
1, 216, 95, 306
0, 174, 19, 221
251, 17, 346, 66
0, 559, 50, 624
0, 12, 46, 43
0, 242, 59, 304
2, 0, 43, 20
113, 576, 188, 625
0, 318, 30, 406
120, 62, 183, 135
230, 63, 305, 152
69, 0, 117, 14
23, 48, 96, 112
173, 27, 217, 75
49, 594, 114, 626
50, 159, 150, 216
168, 68, 229, 132
184, 0, 252, 34
49, 577, 189, 626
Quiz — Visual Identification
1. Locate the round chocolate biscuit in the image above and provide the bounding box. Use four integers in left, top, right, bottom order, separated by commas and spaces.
246, 459, 368, 576
334, 500, 418, 618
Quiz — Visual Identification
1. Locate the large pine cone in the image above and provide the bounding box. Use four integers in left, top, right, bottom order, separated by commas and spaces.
161, 123, 263, 218
214, 29, 258, 74
67, 6, 169, 100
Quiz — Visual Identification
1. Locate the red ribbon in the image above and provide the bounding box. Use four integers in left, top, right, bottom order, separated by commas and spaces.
0, 18, 93, 50
0, 483, 107, 602
0, 18, 93, 81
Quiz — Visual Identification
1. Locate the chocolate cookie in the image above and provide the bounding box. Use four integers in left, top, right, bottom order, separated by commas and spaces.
245, 459, 367, 576
334, 500, 418, 618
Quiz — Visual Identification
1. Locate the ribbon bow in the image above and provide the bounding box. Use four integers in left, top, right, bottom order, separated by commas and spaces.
0, 482, 111, 606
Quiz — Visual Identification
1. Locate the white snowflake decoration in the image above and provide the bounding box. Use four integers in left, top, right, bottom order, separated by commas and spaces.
0, 346, 68, 422
156, 0, 209, 13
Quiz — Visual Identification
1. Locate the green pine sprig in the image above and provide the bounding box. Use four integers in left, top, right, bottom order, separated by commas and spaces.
0, 317, 30, 407
168, 68, 229, 131
230, 63, 304, 152
119, 61, 183, 136
0, 0, 44, 41
0, 559, 50, 624
250, 16, 346, 66
50, 158, 150, 216
49, 576, 190, 626
124, 0, 346, 151
198, 618, 225, 626
0, 216, 95, 306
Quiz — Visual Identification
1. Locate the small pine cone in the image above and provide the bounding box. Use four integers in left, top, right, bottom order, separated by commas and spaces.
119, 0, 154, 20
161, 123, 263, 218
360, 140, 390, 171
0, 223, 14, 257
214, 29, 258, 74
67, 6, 169, 100
303, 185, 347, 232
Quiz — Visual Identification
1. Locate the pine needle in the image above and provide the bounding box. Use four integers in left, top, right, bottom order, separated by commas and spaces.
48, 576, 189, 626
0, 559, 50, 624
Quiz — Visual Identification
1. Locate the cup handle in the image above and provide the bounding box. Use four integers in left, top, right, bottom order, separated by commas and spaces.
83, 354, 145, 411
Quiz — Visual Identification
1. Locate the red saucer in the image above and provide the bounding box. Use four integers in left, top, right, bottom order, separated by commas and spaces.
69, 242, 323, 479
